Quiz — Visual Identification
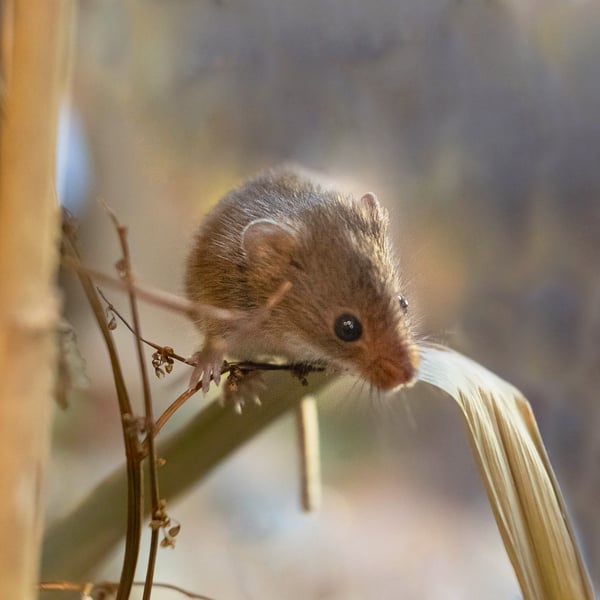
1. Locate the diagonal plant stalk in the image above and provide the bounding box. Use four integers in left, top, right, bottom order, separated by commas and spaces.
41, 369, 332, 580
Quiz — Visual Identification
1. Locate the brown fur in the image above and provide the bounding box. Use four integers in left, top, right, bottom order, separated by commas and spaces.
185, 167, 419, 389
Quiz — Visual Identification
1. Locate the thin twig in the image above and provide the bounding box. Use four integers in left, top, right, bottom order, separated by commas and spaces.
149, 362, 326, 440
97, 287, 190, 364
144, 582, 216, 600
93, 287, 327, 439
97, 285, 327, 441
106, 207, 162, 600
62, 254, 245, 322
152, 384, 201, 438
38, 580, 217, 600
62, 255, 294, 337
96, 289, 321, 375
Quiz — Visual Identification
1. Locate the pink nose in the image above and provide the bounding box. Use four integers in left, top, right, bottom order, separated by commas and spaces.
367, 346, 420, 390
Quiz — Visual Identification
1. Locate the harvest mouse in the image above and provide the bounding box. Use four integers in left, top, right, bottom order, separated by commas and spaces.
185, 167, 420, 401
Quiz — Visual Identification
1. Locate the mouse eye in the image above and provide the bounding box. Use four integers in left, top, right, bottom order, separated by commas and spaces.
334, 313, 363, 342
398, 295, 409, 313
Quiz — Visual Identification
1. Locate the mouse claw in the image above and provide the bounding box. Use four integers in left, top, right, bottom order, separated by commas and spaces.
188, 348, 225, 393
223, 370, 265, 413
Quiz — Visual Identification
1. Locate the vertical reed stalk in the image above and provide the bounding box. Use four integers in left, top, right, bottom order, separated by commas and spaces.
0, 2, 73, 598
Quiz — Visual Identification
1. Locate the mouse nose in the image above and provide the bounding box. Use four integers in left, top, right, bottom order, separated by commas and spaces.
367, 344, 420, 390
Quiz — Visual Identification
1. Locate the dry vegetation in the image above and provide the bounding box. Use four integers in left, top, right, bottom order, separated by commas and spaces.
1, 2, 598, 599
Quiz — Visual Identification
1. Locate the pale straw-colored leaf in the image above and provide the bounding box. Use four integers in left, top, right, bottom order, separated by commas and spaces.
417, 343, 594, 600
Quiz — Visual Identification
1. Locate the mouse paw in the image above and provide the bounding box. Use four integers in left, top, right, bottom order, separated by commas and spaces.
188, 347, 225, 393
223, 370, 266, 414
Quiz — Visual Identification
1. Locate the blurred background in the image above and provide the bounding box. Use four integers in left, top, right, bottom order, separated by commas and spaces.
49, 0, 599, 598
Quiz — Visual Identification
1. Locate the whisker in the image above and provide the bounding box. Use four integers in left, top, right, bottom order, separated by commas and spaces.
342, 376, 366, 412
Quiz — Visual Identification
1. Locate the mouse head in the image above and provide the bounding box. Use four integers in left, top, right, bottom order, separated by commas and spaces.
242, 189, 420, 390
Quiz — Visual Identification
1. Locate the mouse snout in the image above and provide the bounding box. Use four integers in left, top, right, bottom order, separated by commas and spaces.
365, 342, 420, 390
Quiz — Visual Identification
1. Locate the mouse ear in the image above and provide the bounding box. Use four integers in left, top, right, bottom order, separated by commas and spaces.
241, 218, 297, 264
359, 192, 389, 228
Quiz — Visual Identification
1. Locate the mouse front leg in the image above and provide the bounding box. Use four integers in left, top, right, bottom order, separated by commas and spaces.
188, 337, 226, 393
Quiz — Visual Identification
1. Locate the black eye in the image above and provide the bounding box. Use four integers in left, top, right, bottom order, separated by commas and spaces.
398, 295, 409, 313
334, 313, 363, 342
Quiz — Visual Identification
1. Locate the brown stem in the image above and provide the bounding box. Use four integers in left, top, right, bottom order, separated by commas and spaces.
107, 210, 162, 600
61, 218, 143, 600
